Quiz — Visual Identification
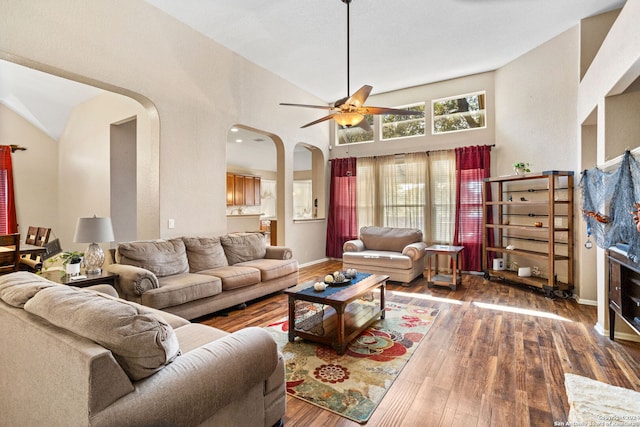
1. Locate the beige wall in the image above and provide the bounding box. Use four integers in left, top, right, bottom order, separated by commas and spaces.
577, 0, 640, 338
57, 92, 153, 253
0, 0, 330, 264
495, 27, 580, 176
0, 104, 59, 238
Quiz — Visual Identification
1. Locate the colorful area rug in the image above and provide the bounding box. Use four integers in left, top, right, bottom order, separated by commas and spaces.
264, 300, 439, 423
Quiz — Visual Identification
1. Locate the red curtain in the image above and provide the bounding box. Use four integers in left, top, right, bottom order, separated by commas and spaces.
326, 157, 358, 258
0, 146, 18, 234
454, 145, 492, 272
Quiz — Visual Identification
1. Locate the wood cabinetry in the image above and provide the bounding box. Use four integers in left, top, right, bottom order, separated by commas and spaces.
482, 171, 574, 298
226, 173, 261, 206
607, 247, 640, 339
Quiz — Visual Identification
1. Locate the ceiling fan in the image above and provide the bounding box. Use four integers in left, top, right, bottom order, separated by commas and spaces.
280, 0, 423, 130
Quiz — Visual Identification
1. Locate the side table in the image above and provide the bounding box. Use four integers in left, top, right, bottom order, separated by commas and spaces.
426, 245, 464, 290
40, 270, 118, 288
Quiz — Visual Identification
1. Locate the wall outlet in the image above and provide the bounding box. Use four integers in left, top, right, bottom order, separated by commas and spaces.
168, 218, 175, 229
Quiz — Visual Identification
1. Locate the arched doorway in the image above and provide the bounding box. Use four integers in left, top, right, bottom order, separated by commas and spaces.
226, 125, 284, 244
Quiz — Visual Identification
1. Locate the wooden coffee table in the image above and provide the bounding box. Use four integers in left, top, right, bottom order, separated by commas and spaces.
284, 274, 388, 355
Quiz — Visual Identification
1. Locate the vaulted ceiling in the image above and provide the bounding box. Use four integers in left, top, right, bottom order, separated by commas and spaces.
0, 0, 626, 141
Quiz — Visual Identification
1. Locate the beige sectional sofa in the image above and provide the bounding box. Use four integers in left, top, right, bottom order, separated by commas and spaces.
0, 272, 285, 427
342, 226, 428, 285
106, 232, 298, 320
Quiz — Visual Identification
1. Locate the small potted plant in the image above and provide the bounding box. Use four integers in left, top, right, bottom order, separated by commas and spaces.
46, 251, 84, 276
513, 162, 531, 175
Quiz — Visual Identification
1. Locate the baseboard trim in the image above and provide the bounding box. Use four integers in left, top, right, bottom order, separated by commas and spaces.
299, 258, 330, 268
594, 323, 640, 343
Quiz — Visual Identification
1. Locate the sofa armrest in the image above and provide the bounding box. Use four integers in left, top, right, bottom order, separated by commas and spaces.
343, 239, 365, 253
91, 327, 281, 427
403, 242, 428, 261
265, 246, 293, 260
105, 264, 159, 296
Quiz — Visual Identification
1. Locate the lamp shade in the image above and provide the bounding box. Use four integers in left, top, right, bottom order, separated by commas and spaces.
73, 216, 115, 243
334, 112, 364, 128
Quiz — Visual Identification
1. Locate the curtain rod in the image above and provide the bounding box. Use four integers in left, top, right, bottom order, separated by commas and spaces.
330, 144, 495, 161
9, 145, 27, 153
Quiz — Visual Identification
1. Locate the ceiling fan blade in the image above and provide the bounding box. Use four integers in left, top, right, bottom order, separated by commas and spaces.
280, 102, 335, 110
345, 85, 373, 107
300, 113, 338, 128
359, 106, 424, 116
356, 118, 371, 132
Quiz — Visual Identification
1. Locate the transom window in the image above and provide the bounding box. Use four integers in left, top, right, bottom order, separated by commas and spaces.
381, 103, 425, 140
432, 91, 486, 134
337, 115, 374, 145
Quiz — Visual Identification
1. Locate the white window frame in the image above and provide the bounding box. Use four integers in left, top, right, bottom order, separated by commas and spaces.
380, 102, 426, 141
431, 91, 486, 135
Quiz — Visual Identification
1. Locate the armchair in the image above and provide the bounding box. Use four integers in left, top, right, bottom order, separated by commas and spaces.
342, 226, 427, 285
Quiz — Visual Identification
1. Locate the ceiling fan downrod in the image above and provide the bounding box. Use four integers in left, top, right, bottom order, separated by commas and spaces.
342, 0, 352, 97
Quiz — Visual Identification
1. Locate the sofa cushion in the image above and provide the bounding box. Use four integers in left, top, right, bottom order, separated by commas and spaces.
342, 250, 414, 269
360, 226, 423, 252
0, 272, 56, 307
220, 232, 267, 265
24, 285, 180, 381
143, 273, 223, 309
182, 237, 229, 272
199, 266, 261, 290
117, 239, 189, 277
236, 258, 298, 282
173, 323, 229, 353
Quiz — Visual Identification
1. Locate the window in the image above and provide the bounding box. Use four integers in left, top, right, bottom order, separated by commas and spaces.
432, 91, 486, 134
356, 151, 455, 244
381, 103, 425, 140
337, 114, 374, 145
293, 180, 313, 219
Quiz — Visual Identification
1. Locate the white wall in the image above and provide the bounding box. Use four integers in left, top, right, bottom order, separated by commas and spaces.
0, 0, 330, 264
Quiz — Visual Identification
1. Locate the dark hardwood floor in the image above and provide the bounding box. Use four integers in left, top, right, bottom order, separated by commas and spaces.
199, 260, 640, 426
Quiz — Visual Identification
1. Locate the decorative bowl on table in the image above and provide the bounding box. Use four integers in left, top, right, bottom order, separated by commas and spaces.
324, 271, 352, 286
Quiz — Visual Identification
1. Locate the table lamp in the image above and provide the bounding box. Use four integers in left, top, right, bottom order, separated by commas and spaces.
73, 215, 115, 274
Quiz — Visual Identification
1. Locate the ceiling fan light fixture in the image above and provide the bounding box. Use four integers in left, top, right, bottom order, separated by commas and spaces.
334, 112, 363, 127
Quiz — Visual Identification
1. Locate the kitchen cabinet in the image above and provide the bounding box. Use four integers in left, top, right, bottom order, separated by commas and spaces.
226, 173, 261, 206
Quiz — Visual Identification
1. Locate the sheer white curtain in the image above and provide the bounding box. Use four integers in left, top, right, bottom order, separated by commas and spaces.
355, 150, 455, 244
377, 153, 428, 231
356, 157, 376, 228
428, 150, 456, 244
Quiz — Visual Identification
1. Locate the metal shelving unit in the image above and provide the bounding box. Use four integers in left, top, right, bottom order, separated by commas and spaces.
482, 171, 574, 298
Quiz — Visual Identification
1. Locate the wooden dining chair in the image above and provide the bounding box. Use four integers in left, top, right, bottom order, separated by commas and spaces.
0, 233, 21, 274
19, 226, 52, 272
25, 226, 38, 245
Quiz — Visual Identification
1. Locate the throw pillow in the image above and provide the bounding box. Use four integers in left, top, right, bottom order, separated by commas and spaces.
220, 232, 267, 265
182, 237, 229, 272
117, 238, 189, 277
24, 285, 180, 381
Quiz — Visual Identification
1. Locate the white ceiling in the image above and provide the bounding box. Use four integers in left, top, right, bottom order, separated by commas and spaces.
0, 0, 625, 142
146, 0, 625, 103
0, 59, 103, 141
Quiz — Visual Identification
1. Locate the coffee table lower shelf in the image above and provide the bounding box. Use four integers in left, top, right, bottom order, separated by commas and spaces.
290, 302, 384, 355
